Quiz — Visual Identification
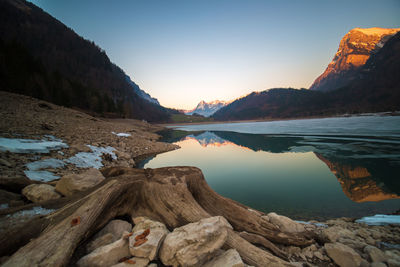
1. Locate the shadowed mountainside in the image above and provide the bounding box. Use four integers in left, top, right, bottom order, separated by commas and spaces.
213, 31, 400, 121
0, 0, 175, 122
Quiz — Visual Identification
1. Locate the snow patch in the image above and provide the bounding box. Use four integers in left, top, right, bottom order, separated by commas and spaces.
112, 132, 131, 137
24, 170, 60, 182
0, 136, 68, 153
0, 204, 9, 210
356, 214, 400, 226
26, 158, 65, 171
65, 145, 116, 169
24, 158, 65, 182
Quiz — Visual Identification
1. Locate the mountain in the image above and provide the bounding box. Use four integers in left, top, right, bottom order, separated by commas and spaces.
0, 0, 172, 122
213, 31, 400, 121
185, 100, 229, 117
125, 75, 160, 105
316, 154, 399, 203
310, 27, 400, 92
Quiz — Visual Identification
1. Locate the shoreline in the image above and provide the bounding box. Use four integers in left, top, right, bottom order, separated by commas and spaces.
158, 111, 400, 127
1, 91, 400, 266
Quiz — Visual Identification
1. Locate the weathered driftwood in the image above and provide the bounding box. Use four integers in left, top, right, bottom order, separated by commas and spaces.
1, 166, 317, 267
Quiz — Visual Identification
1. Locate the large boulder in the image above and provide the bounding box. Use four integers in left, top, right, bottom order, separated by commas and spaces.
129, 217, 169, 261
203, 249, 244, 267
55, 168, 105, 196
86, 220, 132, 253
159, 216, 233, 267
77, 232, 131, 267
21, 184, 61, 203
322, 226, 355, 243
325, 242, 362, 267
86, 233, 114, 254
95, 219, 132, 243
262, 212, 305, 233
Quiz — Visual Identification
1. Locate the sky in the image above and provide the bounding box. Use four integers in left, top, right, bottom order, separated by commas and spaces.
30, 0, 400, 110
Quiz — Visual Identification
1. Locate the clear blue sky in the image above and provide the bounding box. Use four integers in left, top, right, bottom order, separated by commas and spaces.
30, 0, 400, 109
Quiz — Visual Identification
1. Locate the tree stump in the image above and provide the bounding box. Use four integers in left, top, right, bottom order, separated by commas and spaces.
1, 166, 318, 266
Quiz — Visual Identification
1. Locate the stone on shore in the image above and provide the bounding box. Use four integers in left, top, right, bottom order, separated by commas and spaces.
95, 219, 132, 243
262, 212, 305, 233
86, 233, 114, 253
364, 245, 386, 263
129, 217, 169, 261
77, 231, 130, 267
325, 242, 362, 267
159, 216, 233, 267
21, 184, 61, 203
110, 257, 149, 267
55, 168, 105, 196
203, 249, 244, 267
322, 226, 355, 243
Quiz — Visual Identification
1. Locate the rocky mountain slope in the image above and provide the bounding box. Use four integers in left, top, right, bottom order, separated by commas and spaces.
0, 0, 173, 122
125, 75, 160, 105
213, 31, 400, 121
310, 27, 400, 92
185, 100, 229, 117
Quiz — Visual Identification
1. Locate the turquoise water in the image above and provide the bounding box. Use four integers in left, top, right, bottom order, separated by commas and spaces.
143, 116, 400, 220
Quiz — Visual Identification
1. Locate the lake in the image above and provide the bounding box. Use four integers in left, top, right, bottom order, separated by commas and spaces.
142, 116, 400, 220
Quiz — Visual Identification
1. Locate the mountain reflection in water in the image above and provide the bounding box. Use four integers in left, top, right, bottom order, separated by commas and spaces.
144, 130, 400, 219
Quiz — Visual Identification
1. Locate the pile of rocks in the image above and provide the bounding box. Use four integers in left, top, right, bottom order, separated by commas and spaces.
19, 168, 105, 203
279, 216, 400, 267
76, 216, 246, 267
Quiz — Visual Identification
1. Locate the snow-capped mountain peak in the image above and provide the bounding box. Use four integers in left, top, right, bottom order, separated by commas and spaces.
185, 100, 230, 117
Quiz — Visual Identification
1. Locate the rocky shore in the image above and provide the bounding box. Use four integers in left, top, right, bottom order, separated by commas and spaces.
0, 91, 399, 267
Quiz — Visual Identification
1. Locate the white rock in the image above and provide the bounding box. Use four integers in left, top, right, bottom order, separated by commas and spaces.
22, 184, 61, 203
77, 232, 130, 267
95, 219, 132, 243
129, 217, 169, 261
110, 257, 149, 267
86, 233, 114, 253
159, 216, 233, 267
325, 242, 362, 267
203, 249, 244, 267
55, 168, 105, 196
262, 212, 305, 233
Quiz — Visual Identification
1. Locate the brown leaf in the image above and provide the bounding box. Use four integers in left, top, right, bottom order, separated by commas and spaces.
134, 228, 150, 241
125, 259, 136, 264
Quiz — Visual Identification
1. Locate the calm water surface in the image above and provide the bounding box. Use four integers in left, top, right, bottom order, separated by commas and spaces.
143, 116, 400, 220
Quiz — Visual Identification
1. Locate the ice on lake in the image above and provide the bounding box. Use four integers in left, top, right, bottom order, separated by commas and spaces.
356, 214, 400, 226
